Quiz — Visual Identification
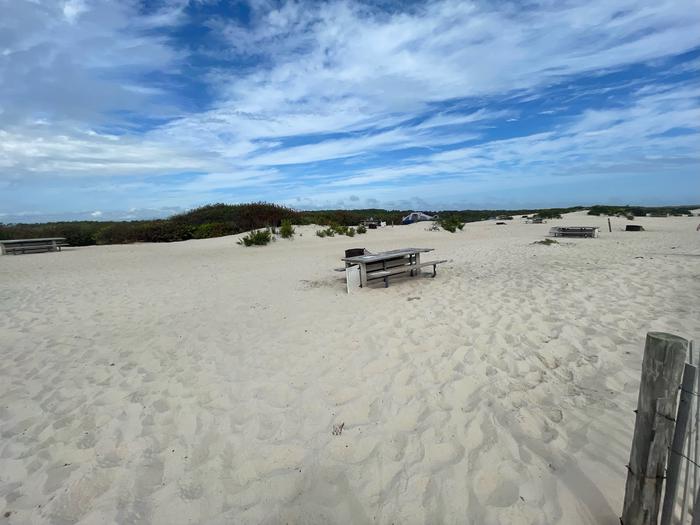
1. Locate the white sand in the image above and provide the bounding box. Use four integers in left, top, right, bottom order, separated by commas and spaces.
1, 212, 699, 524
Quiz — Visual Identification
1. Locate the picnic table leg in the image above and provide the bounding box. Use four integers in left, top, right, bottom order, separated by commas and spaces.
359, 263, 368, 288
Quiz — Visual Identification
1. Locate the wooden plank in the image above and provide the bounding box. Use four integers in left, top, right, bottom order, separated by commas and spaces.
412, 260, 447, 268
367, 260, 447, 280
0, 237, 66, 244
359, 263, 368, 288
660, 363, 696, 525
2, 242, 63, 255
342, 247, 434, 264
622, 332, 689, 525
5, 245, 57, 252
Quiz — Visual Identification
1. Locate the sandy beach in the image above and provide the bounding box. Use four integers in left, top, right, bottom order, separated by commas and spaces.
1, 211, 699, 524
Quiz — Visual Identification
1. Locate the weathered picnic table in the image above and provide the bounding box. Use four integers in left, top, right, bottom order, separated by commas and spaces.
0, 238, 68, 255
342, 247, 446, 288
549, 226, 600, 238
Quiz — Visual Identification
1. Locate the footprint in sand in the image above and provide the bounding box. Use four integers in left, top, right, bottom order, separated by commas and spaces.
547, 408, 564, 423
178, 478, 204, 500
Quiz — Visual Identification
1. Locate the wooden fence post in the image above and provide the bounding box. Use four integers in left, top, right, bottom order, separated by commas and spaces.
660, 363, 696, 525
622, 332, 689, 525
693, 488, 700, 525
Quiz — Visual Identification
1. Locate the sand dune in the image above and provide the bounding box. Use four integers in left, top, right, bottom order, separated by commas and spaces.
1, 212, 699, 524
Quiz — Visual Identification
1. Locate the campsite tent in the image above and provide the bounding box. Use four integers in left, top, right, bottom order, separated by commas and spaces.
402, 211, 435, 225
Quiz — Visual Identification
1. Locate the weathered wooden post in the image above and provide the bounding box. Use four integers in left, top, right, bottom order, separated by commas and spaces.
622, 332, 689, 525
660, 363, 696, 525
692, 488, 700, 525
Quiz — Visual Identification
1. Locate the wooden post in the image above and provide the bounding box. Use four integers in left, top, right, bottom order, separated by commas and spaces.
608, 217, 612, 232
622, 332, 689, 525
359, 263, 368, 288
660, 363, 696, 525
693, 487, 700, 525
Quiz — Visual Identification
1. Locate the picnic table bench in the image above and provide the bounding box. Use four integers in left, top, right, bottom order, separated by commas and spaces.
342, 248, 447, 288
0, 238, 68, 255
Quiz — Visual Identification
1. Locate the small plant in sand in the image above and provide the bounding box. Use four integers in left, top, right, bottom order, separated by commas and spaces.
356, 224, 367, 234
330, 223, 349, 235
316, 225, 359, 238
438, 216, 464, 233
238, 228, 272, 246
279, 219, 295, 239
532, 238, 558, 245
534, 210, 562, 220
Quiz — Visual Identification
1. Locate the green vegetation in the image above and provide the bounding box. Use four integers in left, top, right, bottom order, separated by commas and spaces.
356, 225, 367, 234
279, 219, 295, 239
438, 216, 465, 233
2, 202, 695, 247
193, 222, 236, 239
534, 210, 563, 220
238, 229, 272, 247
587, 205, 694, 217
315, 224, 358, 238
533, 238, 559, 245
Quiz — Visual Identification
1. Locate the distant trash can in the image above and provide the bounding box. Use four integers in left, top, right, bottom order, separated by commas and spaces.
345, 248, 365, 258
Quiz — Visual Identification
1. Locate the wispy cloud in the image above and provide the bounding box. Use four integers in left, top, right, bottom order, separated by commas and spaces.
1, 0, 699, 219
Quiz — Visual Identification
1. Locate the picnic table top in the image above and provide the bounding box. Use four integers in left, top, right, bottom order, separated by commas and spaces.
0, 237, 66, 244
342, 247, 434, 263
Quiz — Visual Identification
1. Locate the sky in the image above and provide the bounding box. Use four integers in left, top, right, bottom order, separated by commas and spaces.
1, 0, 699, 222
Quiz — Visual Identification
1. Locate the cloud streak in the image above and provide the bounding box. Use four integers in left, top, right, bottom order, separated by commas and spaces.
1, 0, 699, 219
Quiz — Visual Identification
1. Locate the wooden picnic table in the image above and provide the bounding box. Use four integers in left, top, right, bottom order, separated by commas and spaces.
549, 226, 600, 238
342, 247, 441, 288
0, 237, 68, 255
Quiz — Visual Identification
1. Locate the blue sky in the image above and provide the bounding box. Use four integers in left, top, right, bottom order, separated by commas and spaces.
1, 0, 699, 222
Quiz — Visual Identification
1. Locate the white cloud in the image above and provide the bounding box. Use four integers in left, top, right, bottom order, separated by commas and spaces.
63, 0, 87, 23
0, 0, 699, 214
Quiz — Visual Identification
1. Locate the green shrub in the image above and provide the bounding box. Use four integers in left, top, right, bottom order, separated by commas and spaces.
438, 216, 464, 233
172, 202, 299, 231
280, 219, 295, 239
357, 225, 367, 234
238, 229, 272, 247
534, 210, 562, 220
136, 222, 194, 242
316, 229, 327, 238
193, 222, 235, 239
330, 223, 348, 235
347, 227, 356, 237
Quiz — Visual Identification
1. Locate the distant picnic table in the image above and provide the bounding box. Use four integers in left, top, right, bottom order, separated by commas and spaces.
549, 226, 600, 238
342, 247, 446, 288
0, 238, 68, 255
